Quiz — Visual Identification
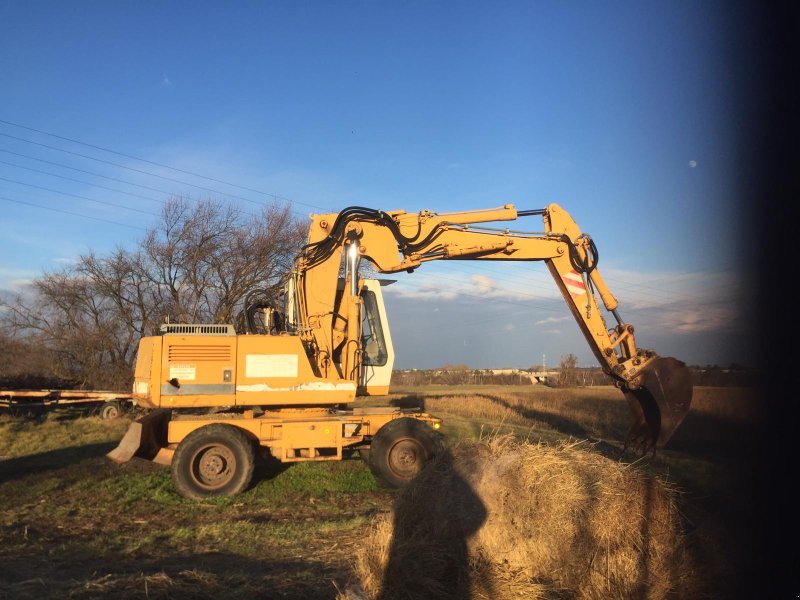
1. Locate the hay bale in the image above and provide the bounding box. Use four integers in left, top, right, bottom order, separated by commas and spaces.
347, 437, 690, 600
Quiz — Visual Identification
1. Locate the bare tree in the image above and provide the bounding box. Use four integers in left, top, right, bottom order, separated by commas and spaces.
557, 353, 579, 387
1, 197, 307, 390
140, 198, 305, 324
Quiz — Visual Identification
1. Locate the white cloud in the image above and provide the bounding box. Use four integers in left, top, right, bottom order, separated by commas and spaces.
471, 274, 495, 295
162, 73, 172, 86
8, 278, 34, 289
383, 267, 755, 368
689, 160, 697, 168
534, 316, 570, 326
384, 267, 560, 303
385, 264, 752, 344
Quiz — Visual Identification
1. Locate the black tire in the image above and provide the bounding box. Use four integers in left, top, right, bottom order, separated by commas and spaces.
171, 424, 256, 500
99, 401, 120, 420
367, 417, 444, 488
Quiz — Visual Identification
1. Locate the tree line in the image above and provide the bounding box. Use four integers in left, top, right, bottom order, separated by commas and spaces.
391, 352, 757, 388
0, 198, 307, 390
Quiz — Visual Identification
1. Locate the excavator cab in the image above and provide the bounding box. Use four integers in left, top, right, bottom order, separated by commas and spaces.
328, 277, 396, 396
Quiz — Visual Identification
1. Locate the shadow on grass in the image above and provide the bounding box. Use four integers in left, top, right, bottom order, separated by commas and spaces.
252, 454, 293, 486
666, 409, 764, 458
377, 447, 489, 600
0, 441, 118, 483
389, 395, 426, 411
475, 393, 592, 438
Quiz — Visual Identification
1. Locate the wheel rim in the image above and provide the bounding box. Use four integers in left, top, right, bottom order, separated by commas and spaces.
387, 438, 426, 481
102, 405, 119, 419
189, 444, 237, 490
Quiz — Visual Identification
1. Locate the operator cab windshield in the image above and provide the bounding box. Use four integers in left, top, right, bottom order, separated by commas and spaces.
361, 289, 388, 366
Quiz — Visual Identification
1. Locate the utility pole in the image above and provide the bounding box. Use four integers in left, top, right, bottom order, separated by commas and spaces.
542, 353, 546, 372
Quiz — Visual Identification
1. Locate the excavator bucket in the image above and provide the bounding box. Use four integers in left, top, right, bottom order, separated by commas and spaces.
624, 357, 693, 451
106, 409, 171, 464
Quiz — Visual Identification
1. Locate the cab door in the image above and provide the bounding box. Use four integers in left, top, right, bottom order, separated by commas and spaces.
358, 279, 395, 395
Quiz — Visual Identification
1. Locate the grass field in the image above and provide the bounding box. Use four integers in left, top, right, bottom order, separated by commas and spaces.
0, 385, 765, 599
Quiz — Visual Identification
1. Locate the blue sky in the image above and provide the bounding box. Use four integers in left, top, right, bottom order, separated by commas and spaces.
0, 1, 761, 368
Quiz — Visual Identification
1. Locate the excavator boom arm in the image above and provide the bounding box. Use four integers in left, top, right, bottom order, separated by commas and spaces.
295, 202, 692, 450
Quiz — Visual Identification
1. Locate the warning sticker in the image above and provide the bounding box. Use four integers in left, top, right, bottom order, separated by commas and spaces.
169, 365, 196, 381
246, 354, 299, 378
564, 269, 586, 297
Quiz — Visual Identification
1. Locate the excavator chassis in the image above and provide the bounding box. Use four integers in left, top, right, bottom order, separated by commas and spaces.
107, 406, 442, 467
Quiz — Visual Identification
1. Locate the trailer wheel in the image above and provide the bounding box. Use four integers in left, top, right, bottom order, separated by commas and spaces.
171, 424, 255, 500
99, 401, 120, 420
368, 417, 444, 488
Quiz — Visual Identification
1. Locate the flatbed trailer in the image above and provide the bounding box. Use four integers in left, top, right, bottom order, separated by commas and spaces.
0, 389, 134, 418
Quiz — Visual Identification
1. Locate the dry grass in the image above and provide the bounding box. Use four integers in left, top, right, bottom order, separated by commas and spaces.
2, 386, 764, 598
399, 386, 633, 444
343, 435, 693, 600
386, 384, 762, 453
6, 569, 256, 600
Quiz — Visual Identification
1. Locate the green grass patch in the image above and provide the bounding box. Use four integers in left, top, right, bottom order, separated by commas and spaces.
0, 414, 130, 458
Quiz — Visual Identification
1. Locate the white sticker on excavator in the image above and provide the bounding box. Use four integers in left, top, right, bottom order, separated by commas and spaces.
564, 269, 586, 297
246, 354, 299, 378
169, 365, 196, 381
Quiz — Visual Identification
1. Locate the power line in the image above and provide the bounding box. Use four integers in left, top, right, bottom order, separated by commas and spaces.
1, 118, 300, 200
0, 148, 279, 219
0, 195, 146, 230
0, 176, 159, 217
0, 120, 333, 212
0, 159, 163, 205
0, 132, 275, 207
0, 147, 189, 197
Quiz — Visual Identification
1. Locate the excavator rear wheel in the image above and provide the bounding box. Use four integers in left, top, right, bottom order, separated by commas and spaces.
171, 424, 255, 500
367, 417, 444, 489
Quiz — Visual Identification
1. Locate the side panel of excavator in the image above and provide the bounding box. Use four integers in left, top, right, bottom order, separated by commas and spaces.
235, 335, 356, 405
132, 330, 357, 410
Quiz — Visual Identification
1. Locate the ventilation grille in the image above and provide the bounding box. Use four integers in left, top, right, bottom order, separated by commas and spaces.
168, 345, 232, 362
160, 323, 235, 336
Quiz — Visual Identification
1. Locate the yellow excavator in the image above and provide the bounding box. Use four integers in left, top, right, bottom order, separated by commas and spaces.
107, 203, 692, 499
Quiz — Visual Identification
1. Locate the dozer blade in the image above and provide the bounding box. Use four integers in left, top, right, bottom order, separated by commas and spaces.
106, 408, 171, 464
626, 357, 693, 449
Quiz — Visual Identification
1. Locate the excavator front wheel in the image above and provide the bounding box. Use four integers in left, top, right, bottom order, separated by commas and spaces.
368, 417, 444, 488
171, 424, 256, 500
